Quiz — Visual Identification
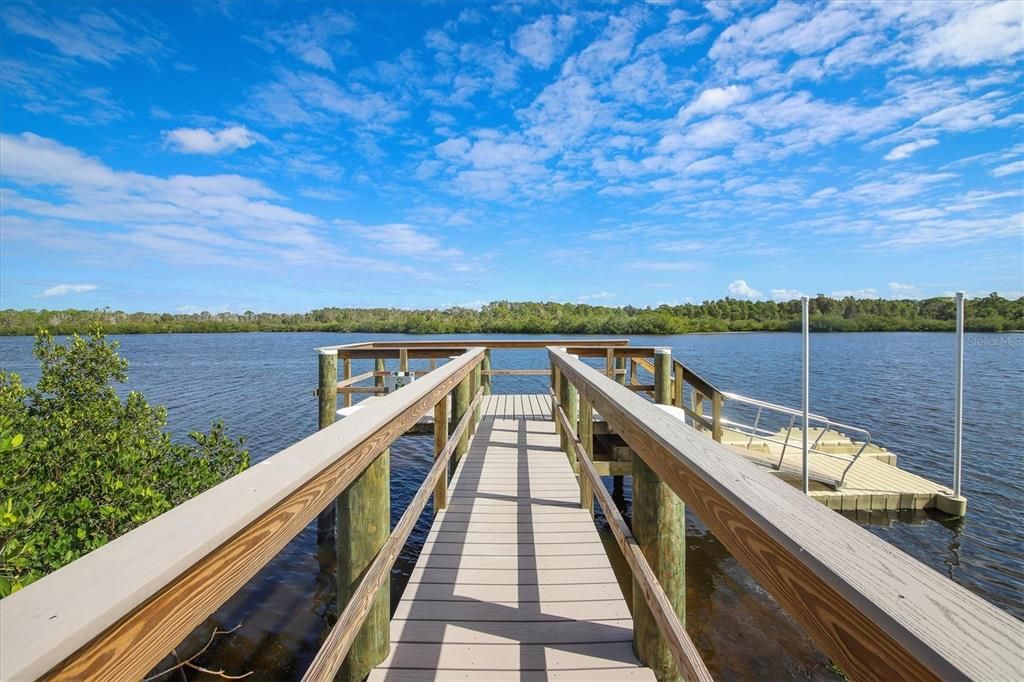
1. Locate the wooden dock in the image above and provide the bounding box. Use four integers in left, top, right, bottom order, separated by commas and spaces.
371, 394, 655, 680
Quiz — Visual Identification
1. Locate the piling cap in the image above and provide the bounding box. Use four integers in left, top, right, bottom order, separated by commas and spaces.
655, 347, 671, 355
317, 348, 338, 356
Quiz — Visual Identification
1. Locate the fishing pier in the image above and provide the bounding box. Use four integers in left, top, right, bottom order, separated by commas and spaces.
2, 340, 1021, 681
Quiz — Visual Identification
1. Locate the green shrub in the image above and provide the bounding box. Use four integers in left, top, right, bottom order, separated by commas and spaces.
0, 328, 248, 597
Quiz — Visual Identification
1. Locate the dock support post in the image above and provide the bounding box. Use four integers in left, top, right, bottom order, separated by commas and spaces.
559, 374, 579, 473
434, 398, 449, 511
551, 364, 562, 435
317, 349, 338, 544
615, 356, 626, 384
399, 348, 409, 373
374, 357, 385, 388
452, 374, 471, 466
482, 349, 492, 395
634, 348, 685, 681
613, 355, 627, 495
336, 448, 390, 682
712, 391, 724, 443
342, 357, 352, 408
579, 395, 594, 515
470, 361, 482, 435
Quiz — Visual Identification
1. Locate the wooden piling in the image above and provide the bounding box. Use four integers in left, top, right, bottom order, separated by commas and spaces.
336, 448, 390, 682
579, 395, 594, 515
615, 356, 626, 385
452, 374, 471, 465
711, 391, 724, 442
633, 348, 686, 680
482, 349, 492, 395
433, 399, 448, 511
559, 373, 579, 473
399, 348, 409, 373
317, 349, 338, 544
692, 389, 705, 432
374, 358, 385, 388
342, 358, 353, 408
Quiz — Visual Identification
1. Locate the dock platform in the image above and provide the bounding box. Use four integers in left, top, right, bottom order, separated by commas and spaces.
371, 394, 655, 680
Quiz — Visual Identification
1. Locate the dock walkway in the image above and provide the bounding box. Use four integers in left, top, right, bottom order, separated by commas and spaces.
371, 394, 655, 681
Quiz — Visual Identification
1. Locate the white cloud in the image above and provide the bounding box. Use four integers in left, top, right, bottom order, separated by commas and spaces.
770, 288, 804, 301
831, 288, 879, 299
884, 138, 938, 161
888, 282, 921, 298
579, 291, 614, 302
728, 279, 762, 299
678, 84, 751, 120
42, 283, 97, 297
262, 9, 355, 71
511, 15, 576, 69
340, 222, 461, 259
992, 160, 1024, 177
164, 125, 258, 154
914, 1, 1024, 68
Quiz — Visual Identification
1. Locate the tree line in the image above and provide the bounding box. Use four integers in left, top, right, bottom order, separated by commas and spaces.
1, 294, 1021, 336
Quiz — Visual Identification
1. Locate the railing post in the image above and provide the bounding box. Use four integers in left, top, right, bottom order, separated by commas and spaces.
374, 357, 385, 388
579, 394, 594, 515
634, 347, 685, 680
712, 391, 724, 443
482, 349, 492, 395
559, 372, 579, 473
615, 356, 626, 385
605, 348, 615, 378
399, 348, 409, 373
452, 373, 471, 465
317, 349, 338, 544
692, 389, 704, 431
434, 397, 449, 511
342, 357, 353, 408
470, 360, 482, 435
551, 363, 562, 434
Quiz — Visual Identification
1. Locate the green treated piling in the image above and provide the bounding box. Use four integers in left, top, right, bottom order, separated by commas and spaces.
633, 348, 685, 681
559, 372, 579, 472
374, 357, 385, 388
336, 448, 390, 682
579, 395, 594, 515
482, 349, 492, 395
316, 349, 337, 544
452, 374, 471, 465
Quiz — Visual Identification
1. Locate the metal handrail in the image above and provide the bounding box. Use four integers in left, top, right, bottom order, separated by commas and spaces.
719, 391, 872, 488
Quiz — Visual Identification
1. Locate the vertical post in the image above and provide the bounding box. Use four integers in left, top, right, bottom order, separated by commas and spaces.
452, 373, 471, 466
317, 349, 338, 545
471, 360, 482, 434
953, 291, 965, 498
336, 448, 389, 681
630, 358, 638, 386
613, 354, 627, 496
801, 295, 810, 495
552, 363, 562, 434
399, 348, 409, 373
434, 397, 449, 510
482, 349, 492, 395
342, 357, 352, 408
374, 357, 385, 388
673, 362, 683, 408
559, 372, 578, 472
615, 356, 626, 385
605, 348, 615, 378
691, 390, 704, 431
634, 347, 685, 680
712, 391, 724, 442
429, 357, 437, 371
578, 395, 594, 516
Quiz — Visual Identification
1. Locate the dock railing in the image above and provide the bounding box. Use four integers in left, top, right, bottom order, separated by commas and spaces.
0, 347, 488, 682
548, 346, 1023, 681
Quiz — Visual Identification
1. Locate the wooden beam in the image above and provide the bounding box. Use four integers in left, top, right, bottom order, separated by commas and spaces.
0, 348, 486, 682
553, 401, 711, 682
548, 348, 1024, 682
304, 389, 484, 682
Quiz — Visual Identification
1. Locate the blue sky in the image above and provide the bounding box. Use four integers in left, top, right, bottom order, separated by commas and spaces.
1, 1, 1022, 312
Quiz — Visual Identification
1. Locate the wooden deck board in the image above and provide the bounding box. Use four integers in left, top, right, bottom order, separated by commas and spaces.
377, 396, 654, 680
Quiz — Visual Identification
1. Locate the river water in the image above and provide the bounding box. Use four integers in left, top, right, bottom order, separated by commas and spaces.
1, 331, 1021, 680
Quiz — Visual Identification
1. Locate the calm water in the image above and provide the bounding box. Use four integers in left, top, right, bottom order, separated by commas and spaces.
2, 332, 1022, 680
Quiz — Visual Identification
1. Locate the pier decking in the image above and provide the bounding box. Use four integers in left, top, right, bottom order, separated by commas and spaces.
372, 394, 654, 680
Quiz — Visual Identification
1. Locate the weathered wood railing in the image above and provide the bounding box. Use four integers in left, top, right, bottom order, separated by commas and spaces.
548, 346, 1024, 681
0, 348, 487, 682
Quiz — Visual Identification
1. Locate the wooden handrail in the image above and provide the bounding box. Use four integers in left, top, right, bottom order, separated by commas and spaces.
304, 386, 485, 681
0, 348, 486, 681
481, 368, 550, 375
673, 359, 719, 400
548, 347, 1024, 681
552, 398, 712, 682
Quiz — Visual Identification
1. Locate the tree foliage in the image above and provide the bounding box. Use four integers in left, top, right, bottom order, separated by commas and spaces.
0, 329, 248, 597
0, 294, 1020, 335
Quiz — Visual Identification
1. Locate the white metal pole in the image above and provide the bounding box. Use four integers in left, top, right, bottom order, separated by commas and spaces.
801, 296, 810, 495
953, 292, 965, 498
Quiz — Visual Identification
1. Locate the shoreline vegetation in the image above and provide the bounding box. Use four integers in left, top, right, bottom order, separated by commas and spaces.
1, 294, 1021, 336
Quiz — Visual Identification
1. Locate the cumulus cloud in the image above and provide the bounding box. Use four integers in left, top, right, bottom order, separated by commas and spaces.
164, 125, 258, 154
884, 138, 938, 161
770, 288, 804, 301
678, 84, 751, 120
888, 282, 921, 298
42, 283, 96, 297
914, 1, 1024, 68
728, 279, 762, 299
511, 15, 576, 69
340, 221, 461, 259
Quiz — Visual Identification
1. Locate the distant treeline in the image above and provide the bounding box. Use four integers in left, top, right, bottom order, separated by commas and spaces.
1, 295, 1021, 336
